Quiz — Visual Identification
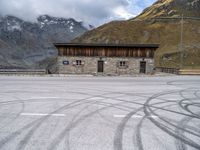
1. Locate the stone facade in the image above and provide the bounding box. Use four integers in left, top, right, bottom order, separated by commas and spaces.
57, 56, 155, 75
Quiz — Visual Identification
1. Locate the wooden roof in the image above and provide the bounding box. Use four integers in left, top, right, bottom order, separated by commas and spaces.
54, 43, 159, 48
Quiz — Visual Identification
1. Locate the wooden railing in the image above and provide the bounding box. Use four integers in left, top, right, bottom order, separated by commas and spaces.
156, 67, 180, 74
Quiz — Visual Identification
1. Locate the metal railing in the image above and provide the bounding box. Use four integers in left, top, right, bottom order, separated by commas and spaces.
0, 69, 47, 74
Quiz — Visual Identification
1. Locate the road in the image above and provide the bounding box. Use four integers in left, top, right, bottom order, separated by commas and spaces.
0, 75, 199, 150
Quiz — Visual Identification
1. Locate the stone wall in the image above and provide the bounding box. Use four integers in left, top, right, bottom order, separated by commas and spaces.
57, 56, 155, 75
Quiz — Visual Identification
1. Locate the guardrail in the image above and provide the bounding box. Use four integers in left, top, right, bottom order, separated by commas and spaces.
0, 69, 47, 75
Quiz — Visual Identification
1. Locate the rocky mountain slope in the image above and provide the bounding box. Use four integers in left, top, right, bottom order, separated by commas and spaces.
74, 0, 200, 68
136, 0, 200, 19
0, 15, 92, 69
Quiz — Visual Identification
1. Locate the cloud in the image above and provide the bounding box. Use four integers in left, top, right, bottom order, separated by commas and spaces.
128, 0, 156, 16
0, 0, 156, 26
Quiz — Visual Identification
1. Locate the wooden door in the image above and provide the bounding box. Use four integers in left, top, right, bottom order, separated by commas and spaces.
140, 61, 146, 73
98, 61, 104, 73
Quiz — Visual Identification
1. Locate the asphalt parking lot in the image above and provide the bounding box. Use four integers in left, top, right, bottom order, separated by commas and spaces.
0, 75, 199, 150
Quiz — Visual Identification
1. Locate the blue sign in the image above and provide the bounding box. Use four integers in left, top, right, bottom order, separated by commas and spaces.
63, 61, 69, 65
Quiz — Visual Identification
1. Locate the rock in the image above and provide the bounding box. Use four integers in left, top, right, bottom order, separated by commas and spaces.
168, 10, 178, 16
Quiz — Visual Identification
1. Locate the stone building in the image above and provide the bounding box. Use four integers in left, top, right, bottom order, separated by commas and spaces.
54, 43, 159, 75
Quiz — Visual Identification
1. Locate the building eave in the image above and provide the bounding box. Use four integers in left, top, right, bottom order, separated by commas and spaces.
54, 43, 159, 49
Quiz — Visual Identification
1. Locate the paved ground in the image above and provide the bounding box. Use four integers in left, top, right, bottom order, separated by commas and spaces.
0, 76, 199, 150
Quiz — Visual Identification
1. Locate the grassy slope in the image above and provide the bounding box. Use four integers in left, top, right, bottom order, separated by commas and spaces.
74, 19, 200, 68
73, 0, 200, 68
136, 0, 200, 20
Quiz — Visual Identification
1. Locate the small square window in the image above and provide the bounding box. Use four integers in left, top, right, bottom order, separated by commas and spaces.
119, 61, 126, 67
76, 60, 82, 66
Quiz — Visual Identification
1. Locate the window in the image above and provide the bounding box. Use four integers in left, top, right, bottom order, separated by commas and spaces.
119, 61, 126, 67
118, 61, 128, 69
76, 60, 82, 66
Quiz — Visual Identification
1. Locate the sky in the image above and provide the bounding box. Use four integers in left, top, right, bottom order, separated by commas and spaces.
0, 0, 156, 26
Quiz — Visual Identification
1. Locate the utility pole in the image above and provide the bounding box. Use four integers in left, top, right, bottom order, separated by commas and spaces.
180, 14, 184, 69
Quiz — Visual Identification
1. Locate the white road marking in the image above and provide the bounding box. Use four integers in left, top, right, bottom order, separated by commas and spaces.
113, 115, 158, 118
20, 113, 66, 117
29, 97, 60, 99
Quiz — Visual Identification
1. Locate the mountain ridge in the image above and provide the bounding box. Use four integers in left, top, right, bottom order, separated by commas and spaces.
135, 0, 200, 20
0, 15, 93, 69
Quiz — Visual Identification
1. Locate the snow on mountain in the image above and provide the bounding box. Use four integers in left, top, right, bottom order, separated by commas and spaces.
0, 15, 94, 69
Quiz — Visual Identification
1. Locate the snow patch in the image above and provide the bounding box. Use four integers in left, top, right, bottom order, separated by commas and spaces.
7, 22, 21, 31
70, 26, 74, 32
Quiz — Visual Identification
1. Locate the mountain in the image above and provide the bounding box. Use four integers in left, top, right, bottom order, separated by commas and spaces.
0, 15, 93, 69
136, 0, 200, 19
73, 0, 200, 69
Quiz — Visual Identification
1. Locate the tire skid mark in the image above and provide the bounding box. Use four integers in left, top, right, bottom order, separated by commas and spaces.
194, 90, 200, 99
145, 109, 200, 150
0, 93, 104, 149
179, 99, 200, 119
0, 99, 86, 149
0, 102, 25, 130
146, 105, 200, 141
96, 91, 200, 120
48, 100, 100, 150
133, 101, 180, 150
0, 89, 111, 106
47, 101, 101, 150
113, 100, 179, 150
14, 91, 125, 150
0, 90, 124, 149
99, 98, 180, 149
175, 116, 195, 150
48, 101, 129, 150
0, 79, 200, 150
96, 94, 176, 131
113, 107, 143, 150
134, 117, 146, 150
99, 90, 186, 150
184, 104, 200, 118
167, 117, 200, 135
144, 90, 200, 150
145, 102, 200, 138
15, 101, 92, 150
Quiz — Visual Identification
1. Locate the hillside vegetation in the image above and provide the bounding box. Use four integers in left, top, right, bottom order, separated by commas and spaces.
74, 0, 200, 68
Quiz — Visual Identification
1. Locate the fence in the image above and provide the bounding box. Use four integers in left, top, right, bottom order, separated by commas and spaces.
156, 67, 180, 74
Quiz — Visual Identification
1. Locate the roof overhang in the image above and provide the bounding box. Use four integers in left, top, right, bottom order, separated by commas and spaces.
54, 43, 159, 49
